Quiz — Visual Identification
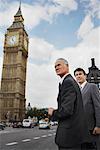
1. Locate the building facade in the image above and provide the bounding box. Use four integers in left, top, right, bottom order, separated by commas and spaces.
0, 6, 29, 122
87, 58, 100, 90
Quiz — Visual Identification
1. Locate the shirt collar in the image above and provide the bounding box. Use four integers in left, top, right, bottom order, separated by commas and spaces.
60, 73, 70, 84
80, 81, 87, 89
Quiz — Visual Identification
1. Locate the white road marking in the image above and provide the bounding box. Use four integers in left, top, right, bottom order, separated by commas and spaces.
48, 133, 52, 136
6, 142, 18, 146
41, 135, 47, 137
22, 139, 31, 142
52, 129, 56, 132
0, 131, 10, 134
34, 137, 40, 140
5, 130, 56, 146
48, 129, 56, 132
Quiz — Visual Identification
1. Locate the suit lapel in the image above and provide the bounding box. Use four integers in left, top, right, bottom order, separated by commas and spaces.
62, 74, 71, 84
81, 82, 88, 93
57, 74, 71, 103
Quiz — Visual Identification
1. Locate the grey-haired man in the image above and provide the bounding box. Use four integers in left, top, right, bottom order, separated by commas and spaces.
48, 58, 89, 150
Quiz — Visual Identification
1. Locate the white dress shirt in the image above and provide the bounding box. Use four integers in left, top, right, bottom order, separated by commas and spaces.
60, 73, 70, 84
80, 81, 87, 90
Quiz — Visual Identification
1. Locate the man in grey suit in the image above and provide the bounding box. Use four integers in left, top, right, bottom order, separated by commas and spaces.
48, 58, 89, 150
74, 68, 100, 150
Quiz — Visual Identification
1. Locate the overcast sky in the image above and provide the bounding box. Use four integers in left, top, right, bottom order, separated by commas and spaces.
0, 0, 100, 108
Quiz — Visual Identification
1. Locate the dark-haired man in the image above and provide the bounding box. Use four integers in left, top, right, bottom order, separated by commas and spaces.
74, 68, 100, 150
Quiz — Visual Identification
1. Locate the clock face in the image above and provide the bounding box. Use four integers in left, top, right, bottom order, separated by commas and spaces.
7, 34, 19, 46
9, 36, 16, 45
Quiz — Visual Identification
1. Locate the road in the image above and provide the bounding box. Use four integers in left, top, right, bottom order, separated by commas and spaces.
0, 126, 58, 150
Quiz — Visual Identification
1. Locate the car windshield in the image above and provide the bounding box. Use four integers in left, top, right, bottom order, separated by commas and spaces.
40, 121, 48, 124
23, 120, 29, 122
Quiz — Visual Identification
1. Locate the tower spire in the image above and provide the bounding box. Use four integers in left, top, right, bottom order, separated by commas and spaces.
15, 1, 22, 17
19, 0, 21, 9
14, 0, 24, 22
8, 0, 24, 29
14, 0, 23, 18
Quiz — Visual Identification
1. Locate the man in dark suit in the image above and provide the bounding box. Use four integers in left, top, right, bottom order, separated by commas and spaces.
48, 58, 89, 150
74, 68, 100, 150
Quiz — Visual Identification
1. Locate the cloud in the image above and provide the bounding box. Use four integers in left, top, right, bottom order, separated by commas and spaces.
88, 0, 100, 19
0, 1, 18, 27
29, 37, 55, 63
0, 0, 78, 30
51, 0, 78, 11
26, 62, 58, 108
0, 26, 99, 108
77, 15, 94, 39
0, 0, 99, 108
22, 4, 49, 29
48, 0, 78, 16
80, 0, 100, 19
0, 31, 4, 49
24, 26, 100, 108
78, 26, 100, 49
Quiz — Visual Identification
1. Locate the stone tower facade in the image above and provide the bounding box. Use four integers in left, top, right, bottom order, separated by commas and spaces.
0, 6, 29, 122
87, 58, 100, 90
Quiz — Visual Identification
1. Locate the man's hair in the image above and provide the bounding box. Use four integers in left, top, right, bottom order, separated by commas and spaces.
74, 68, 86, 75
56, 58, 68, 65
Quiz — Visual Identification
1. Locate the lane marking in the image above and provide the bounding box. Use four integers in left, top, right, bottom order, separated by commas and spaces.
6, 142, 18, 146
34, 137, 40, 140
41, 135, 47, 137
22, 139, 31, 142
48, 133, 52, 136
48, 129, 56, 132
5, 131, 56, 146
0, 131, 10, 134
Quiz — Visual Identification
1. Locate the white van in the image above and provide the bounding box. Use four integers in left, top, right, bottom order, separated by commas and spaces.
22, 119, 34, 128
39, 119, 50, 129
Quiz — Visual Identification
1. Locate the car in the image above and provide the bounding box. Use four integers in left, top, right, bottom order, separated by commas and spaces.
53, 121, 58, 125
39, 120, 50, 129
12, 122, 22, 128
50, 121, 55, 126
22, 119, 34, 128
0, 123, 5, 130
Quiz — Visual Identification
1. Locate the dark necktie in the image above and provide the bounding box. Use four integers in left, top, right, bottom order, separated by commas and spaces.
80, 86, 82, 91
59, 83, 62, 91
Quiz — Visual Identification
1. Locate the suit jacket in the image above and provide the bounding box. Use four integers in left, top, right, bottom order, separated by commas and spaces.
52, 74, 89, 148
81, 82, 100, 137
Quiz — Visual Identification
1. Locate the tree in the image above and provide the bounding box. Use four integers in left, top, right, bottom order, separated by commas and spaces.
25, 103, 48, 121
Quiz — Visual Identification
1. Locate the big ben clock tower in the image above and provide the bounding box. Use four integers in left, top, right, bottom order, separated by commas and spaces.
0, 4, 29, 122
